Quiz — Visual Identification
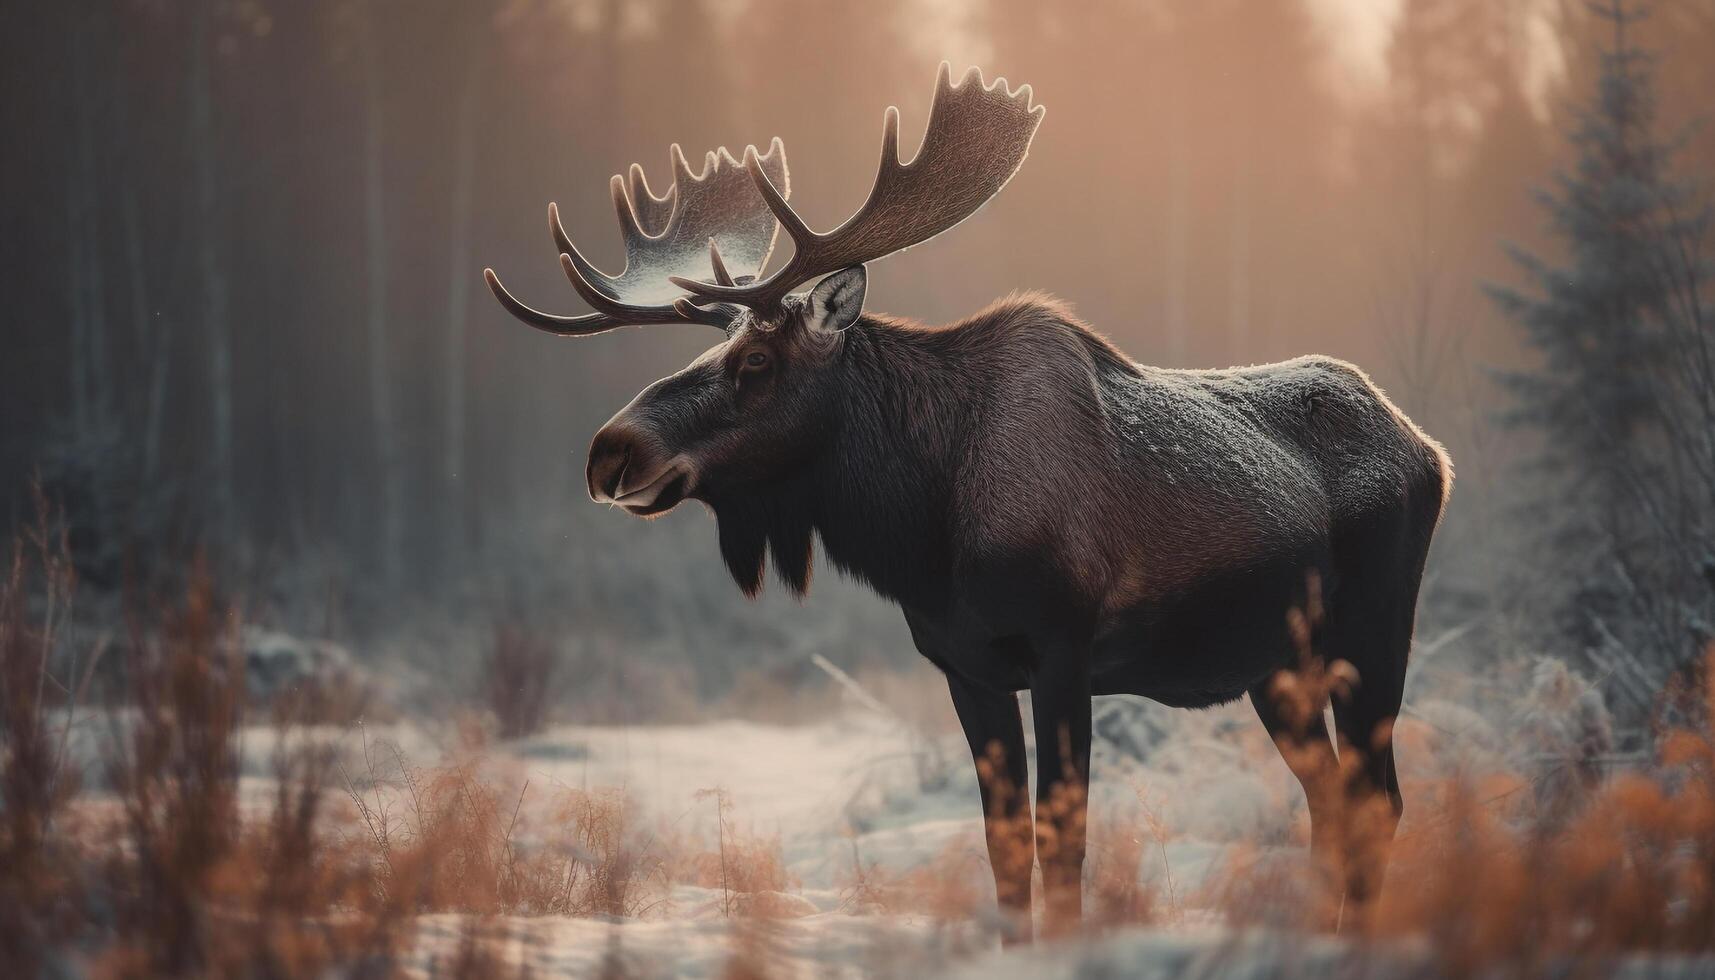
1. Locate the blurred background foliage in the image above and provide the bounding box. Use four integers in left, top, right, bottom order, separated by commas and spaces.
1, 0, 1711, 728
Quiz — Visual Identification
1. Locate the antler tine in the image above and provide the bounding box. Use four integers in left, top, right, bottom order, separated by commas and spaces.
484, 268, 637, 336
557, 184, 637, 302
559, 254, 728, 328
670, 64, 1044, 312
549, 201, 590, 276
560, 251, 630, 310
628, 162, 674, 236
550, 201, 572, 257
879, 105, 901, 170
708, 239, 735, 287
720, 144, 808, 246
670, 143, 697, 186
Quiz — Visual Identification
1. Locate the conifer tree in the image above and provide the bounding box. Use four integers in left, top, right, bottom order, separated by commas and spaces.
1490, 0, 1714, 722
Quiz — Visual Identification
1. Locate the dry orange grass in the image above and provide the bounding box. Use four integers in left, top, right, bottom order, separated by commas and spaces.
0, 521, 675, 975
0, 494, 84, 975
76, 571, 400, 977
686, 786, 794, 917
1195, 643, 1715, 975
7, 505, 1715, 977
1085, 810, 1159, 929
836, 818, 1020, 930
339, 737, 672, 920
1209, 576, 1715, 973
1370, 652, 1715, 974
830, 809, 1159, 937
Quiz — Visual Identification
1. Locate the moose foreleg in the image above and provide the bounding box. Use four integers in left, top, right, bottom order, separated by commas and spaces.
1030, 649, 1092, 937
947, 673, 1034, 944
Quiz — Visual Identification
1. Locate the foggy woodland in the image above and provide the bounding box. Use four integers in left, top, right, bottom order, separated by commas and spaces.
4, 0, 1714, 720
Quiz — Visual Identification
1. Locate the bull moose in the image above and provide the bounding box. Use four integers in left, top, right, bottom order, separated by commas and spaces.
485, 65, 1450, 940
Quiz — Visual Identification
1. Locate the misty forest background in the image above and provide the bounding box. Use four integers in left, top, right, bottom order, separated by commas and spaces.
3, 0, 1712, 733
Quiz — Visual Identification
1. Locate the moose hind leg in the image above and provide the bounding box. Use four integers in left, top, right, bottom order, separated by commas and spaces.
1325, 499, 1437, 924
1328, 653, 1406, 927
1250, 676, 1343, 929
946, 672, 1034, 943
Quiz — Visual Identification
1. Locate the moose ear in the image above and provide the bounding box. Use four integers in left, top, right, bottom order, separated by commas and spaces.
806, 265, 866, 333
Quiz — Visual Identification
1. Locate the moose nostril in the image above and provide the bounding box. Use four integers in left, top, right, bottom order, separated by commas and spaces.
605, 447, 630, 498
587, 435, 633, 502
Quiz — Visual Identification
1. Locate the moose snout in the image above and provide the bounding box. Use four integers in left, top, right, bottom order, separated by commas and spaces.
586, 422, 693, 515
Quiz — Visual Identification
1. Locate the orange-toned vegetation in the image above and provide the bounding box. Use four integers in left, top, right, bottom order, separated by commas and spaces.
838, 835, 991, 925
1, 498, 83, 975
1371, 659, 1715, 973
5, 506, 1715, 977
0, 515, 672, 976
687, 787, 792, 915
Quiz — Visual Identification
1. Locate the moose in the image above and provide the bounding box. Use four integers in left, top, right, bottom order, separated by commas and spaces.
485, 65, 1451, 940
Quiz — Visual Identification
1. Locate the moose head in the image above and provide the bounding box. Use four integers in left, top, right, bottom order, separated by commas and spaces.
485, 64, 1043, 525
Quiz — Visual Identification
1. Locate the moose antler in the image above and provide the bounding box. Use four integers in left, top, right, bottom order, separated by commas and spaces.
670, 64, 1044, 313
485, 140, 790, 335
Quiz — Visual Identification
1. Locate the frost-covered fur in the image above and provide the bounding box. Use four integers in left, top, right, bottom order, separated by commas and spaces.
944, 293, 1451, 613
589, 287, 1452, 933
697, 294, 1449, 650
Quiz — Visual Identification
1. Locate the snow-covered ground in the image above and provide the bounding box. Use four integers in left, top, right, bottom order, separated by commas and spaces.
54, 671, 1715, 978
87, 694, 1293, 975
342, 698, 1326, 976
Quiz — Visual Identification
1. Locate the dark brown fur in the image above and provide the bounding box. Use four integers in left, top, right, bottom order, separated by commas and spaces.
585, 278, 1451, 939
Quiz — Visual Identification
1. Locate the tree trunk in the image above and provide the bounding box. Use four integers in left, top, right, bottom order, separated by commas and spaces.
125, 173, 172, 485
112, 27, 168, 484
191, 0, 235, 543
65, 159, 89, 441
76, 32, 109, 426
442, 36, 486, 574
361, 0, 404, 586
65, 8, 98, 438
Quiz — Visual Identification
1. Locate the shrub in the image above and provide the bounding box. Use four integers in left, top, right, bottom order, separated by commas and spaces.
483, 623, 559, 739
1373, 649, 1715, 973
340, 737, 670, 920
0, 495, 82, 973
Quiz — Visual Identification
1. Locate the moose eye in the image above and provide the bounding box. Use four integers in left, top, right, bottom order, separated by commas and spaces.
744, 351, 769, 369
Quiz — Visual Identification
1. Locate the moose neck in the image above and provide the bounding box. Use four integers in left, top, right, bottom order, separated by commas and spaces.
711, 313, 976, 610
820, 314, 976, 605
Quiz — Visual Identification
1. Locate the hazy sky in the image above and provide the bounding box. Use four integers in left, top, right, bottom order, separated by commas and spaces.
1313, 0, 1402, 85
904, 0, 1412, 98
1313, 0, 1565, 109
